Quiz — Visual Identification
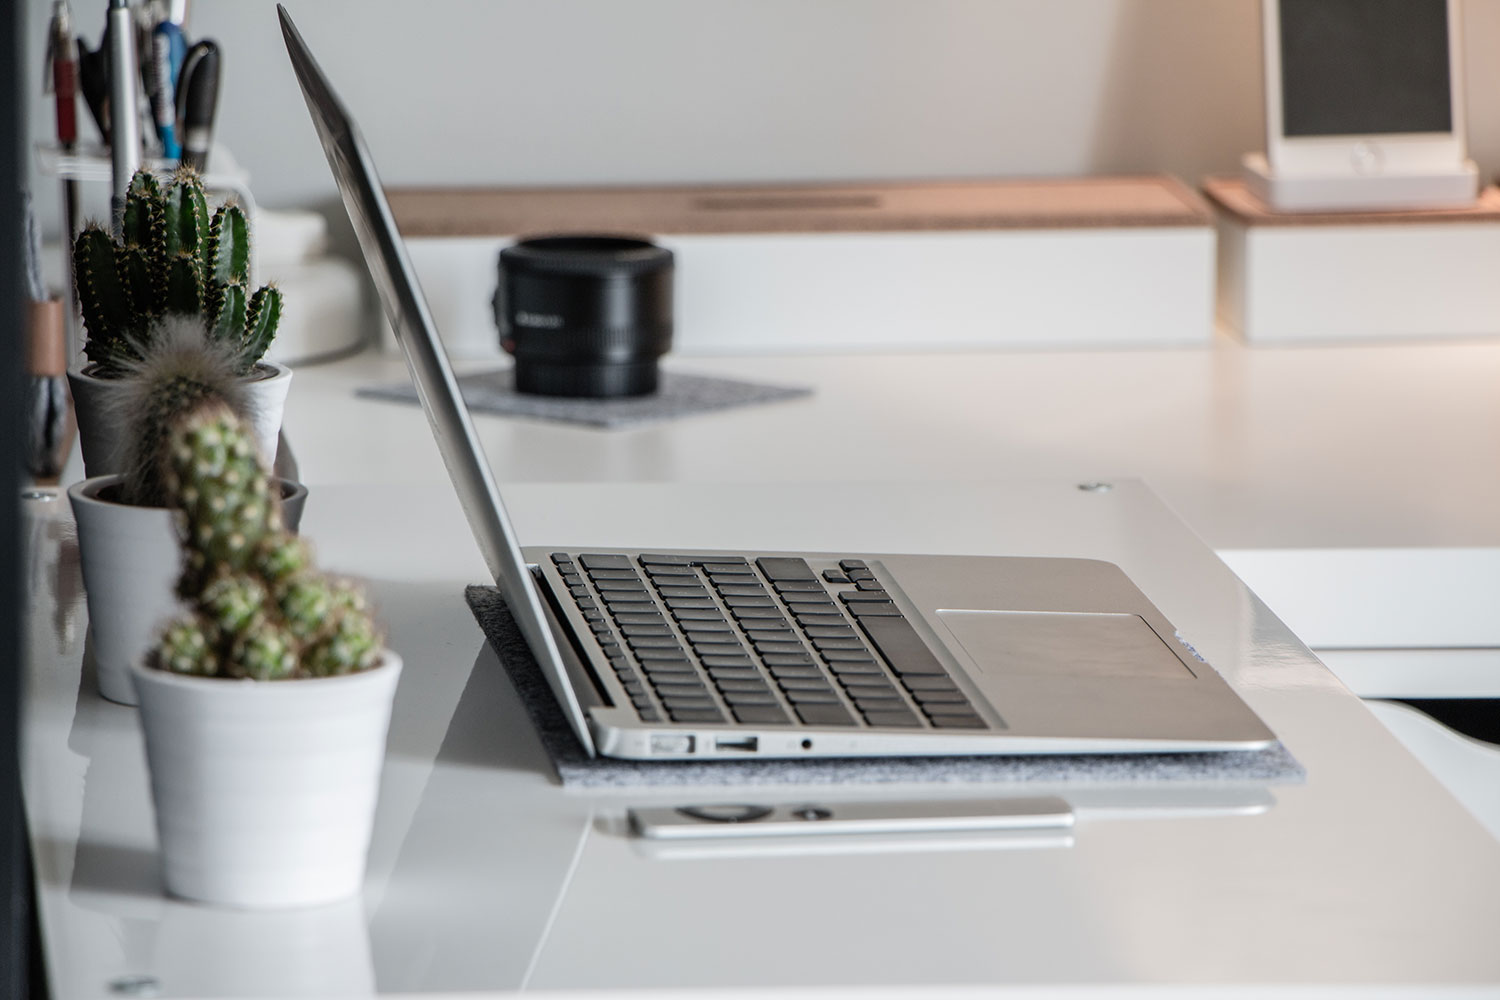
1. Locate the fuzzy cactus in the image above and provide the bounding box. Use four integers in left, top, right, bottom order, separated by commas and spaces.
73, 166, 281, 378
151, 402, 383, 681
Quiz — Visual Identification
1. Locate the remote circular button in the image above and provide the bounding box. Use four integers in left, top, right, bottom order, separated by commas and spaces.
791, 806, 833, 822
677, 804, 774, 823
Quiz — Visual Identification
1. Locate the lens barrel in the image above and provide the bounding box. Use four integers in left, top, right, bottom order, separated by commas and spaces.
494, 236, 674, 397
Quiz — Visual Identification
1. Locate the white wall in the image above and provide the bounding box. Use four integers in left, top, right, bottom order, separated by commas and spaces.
23, 0, 1500, 238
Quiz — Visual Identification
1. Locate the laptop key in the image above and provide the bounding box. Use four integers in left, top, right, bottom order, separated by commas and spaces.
763, 653, 816, 666
551, 553, 573, 565
756, 557, 818, 582
643, 665, 697, 681
929, 715, 987, 729
733, 706, 791, 725
732, 607, 787, 621
847, 602, 901, 618
634, 647, 690, 661
679, 619, 734, 632
804, 624, 856, 638
839, 559, 868, 571
822, 569, 851, 584
859, 615, 949, 674
657, 586, 711, 599
716, 583, 769, 598
912, 689, 971, 704
751, 640, 808, 655
628, 635, 684, 649
610, 609, 663, 623
639, 553, 693, 566
717, 679, 774, 694
784, 593, 834, 606
784, 690, 841, 704
706, 667, 762, 682
668, 708, 727, 724
621, 624, 673, 637
773, 580, 825, 593
821, 649, 876, 663
580, 553, 634, 570
812, 637, 867, 651
723, 595, 775, 609
794, 703, 857, 726
665, 597, 717, 610
900, 674, 960, 691
722, 691, 779, 706
701, 654, 755, 668
691, 643, 751, 658
672, 608, 726, 621
863, 709, 923, 728
795, 613, 849, 628
637, 708, 663, 722
589, 568, 643, 581
828, 661, 885, 677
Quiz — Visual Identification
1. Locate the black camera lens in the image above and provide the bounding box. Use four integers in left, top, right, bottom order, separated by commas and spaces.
493, 235, 674, 398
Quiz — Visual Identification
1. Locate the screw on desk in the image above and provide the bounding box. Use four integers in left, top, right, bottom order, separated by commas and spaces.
108, 975, 161, 997
1077, 482, 1114, 493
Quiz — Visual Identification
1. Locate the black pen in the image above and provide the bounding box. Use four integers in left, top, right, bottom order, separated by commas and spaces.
177, 39, 219, 172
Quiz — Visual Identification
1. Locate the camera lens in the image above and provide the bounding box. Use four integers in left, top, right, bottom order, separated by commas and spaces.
494, 235, 674, 398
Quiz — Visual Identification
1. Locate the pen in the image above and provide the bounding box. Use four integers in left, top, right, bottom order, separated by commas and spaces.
106, 0, 141, 232
43, 0, 81, 238
148, 20, 183, 159
177, 40, 219, 173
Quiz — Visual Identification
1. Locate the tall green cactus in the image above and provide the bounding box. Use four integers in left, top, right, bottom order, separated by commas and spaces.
151, 403, 383, 681
73, 166, 282, 378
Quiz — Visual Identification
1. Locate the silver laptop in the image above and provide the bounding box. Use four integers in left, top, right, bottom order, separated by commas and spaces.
279, 7, 1275, 761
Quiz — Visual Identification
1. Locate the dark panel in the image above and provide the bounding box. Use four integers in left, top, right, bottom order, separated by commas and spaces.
2, 0, 34, 996
1279, 0, 1452, 137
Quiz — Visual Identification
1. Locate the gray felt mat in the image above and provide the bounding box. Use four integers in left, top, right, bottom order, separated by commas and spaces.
359, 368, 812, 429
465, 586, 1305, 788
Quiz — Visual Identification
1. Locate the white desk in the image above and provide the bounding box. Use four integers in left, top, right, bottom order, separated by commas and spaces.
22, 474, 1500, 996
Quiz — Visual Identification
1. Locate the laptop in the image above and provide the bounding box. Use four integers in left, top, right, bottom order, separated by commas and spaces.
279, 7, 1276, 762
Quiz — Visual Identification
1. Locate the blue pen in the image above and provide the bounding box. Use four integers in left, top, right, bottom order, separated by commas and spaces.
149, 20, 184, 159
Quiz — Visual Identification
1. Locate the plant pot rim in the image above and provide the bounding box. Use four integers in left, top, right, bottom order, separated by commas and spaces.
130, 649, 402, 693
69, 359, 292, 383
67, 473, 308, 511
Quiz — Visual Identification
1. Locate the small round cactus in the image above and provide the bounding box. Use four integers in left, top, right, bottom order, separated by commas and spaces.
150, 402, 384, 681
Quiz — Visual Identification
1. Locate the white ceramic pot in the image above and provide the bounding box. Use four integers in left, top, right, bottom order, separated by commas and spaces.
68, 475, 309, 706
68, 361, 293, 478
131, 653, 402, 909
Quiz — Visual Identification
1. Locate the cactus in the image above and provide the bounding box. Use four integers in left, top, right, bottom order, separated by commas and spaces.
150, 403, 383, 681
113, 316, 249, 508
73, 166, 282, 379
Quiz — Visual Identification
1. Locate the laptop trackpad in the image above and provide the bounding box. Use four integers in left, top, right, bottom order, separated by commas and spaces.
936, 611, 1195, 680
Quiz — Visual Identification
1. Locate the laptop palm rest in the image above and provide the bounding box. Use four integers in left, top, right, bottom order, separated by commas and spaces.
936, 611, 1196, 681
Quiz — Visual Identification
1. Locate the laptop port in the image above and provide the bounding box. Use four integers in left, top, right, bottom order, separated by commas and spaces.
650, 734, 695, 755
714, 736, 758, 753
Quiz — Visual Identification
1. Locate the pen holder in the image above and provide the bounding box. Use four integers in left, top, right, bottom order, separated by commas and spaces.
493, 236, 674, 398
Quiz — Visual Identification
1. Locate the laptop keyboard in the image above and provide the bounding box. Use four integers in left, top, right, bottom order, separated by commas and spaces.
549, 553, 988, 731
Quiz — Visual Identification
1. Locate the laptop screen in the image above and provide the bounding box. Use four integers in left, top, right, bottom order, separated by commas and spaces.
278, 5, 597, 755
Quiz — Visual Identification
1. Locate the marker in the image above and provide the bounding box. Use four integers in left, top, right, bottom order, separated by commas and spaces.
44, 1, 81, 237
178, 40, 219, 172
148, 21, 183, 159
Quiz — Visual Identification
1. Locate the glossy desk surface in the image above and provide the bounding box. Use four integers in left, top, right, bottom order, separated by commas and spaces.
22, 472, 1500, 997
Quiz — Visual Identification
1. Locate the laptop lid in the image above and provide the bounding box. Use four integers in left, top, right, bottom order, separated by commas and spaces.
278, 5, 598, 756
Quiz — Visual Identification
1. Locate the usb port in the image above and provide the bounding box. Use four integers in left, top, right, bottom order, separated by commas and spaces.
714, 736, 758, 753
